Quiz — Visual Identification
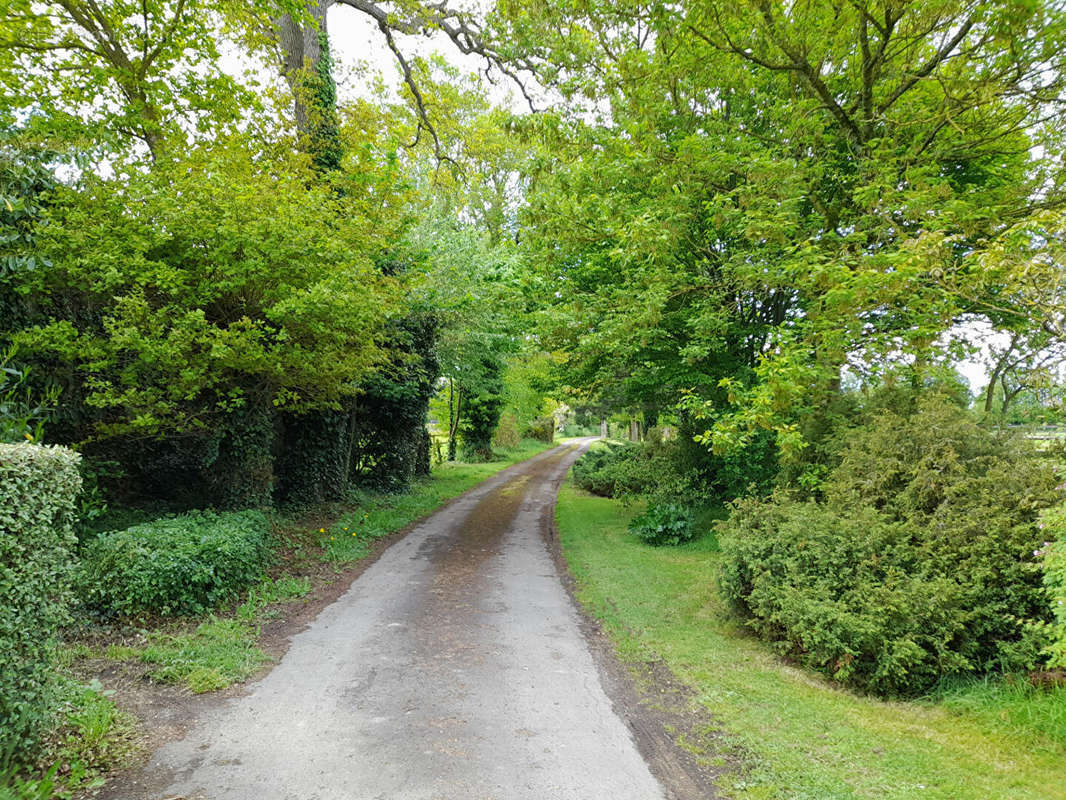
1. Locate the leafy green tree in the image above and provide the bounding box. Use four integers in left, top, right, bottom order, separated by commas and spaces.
508, 0, 1066, 460
11, 137, 402, 504
0, 0, 269, 159
410, 212, 522, 461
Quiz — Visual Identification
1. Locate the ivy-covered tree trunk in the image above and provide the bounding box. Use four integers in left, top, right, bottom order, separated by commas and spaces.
276, 406, 353, 505
206, 396, 276, 509
271, 3, 350, 503
278, 0, 342, 172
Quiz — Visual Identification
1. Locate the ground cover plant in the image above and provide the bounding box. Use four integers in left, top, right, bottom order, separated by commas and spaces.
0, 677, 136, 800
78, 510, 274, 617
556, 482, 1066, 800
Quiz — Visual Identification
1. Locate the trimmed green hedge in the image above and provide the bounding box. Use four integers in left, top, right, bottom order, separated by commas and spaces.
0, 443, 81, 759
79, 510, 273, 617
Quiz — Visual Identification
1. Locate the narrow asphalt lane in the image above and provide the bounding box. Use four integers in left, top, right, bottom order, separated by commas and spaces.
109, 440, 669, 800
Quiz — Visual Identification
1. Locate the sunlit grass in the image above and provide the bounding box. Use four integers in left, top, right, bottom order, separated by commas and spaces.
556, 481, 1066, 800
140, 617, 271, 694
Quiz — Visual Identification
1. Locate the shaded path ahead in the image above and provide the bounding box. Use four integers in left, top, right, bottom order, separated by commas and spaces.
112, 441, 671, 800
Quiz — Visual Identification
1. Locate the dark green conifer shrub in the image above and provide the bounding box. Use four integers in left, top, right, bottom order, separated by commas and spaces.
718, 395, 1061, 696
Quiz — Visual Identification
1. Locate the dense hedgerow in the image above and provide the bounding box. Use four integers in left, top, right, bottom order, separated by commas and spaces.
523, 417, 555, 444
0, 443, 81, 760
79, 510, 273, 617
718, 395, 1062, 697
1033, 506, 1066, 670
571, 441, 649, 498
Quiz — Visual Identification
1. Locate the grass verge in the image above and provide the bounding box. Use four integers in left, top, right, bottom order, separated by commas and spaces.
0, 679, 137, 800
555, 481, 1066, 800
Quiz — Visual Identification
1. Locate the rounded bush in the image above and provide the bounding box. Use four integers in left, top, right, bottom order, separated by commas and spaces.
79, 510, 273, 617
717, 395, 1061, 697
629, 502, 697, 546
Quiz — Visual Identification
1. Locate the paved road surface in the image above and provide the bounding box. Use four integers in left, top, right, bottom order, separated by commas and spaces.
112, 441, 670, 800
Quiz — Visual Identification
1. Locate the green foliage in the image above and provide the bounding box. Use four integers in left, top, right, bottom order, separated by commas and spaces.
348, 314, 439, 491
307, 31, 343, 173
79, 510, 273, 617
0, 352, 55, 444
523, 416, 555, 444
492, 411, 521, 449
514, 0, 1066, 456
276, 407, 352, 505
628, 502, 697, 547
571, 441, 649, 498
207, 399, 275, 509
1033, 505, 1066, 670
0, 676, 130, 800
0, 147, 55, 298
14, 137, 395, 441
0, 443, 80, 761
556, 482, 1066, 799
718, 395, 1062, 696
459, 357, 505, 461
0, 0, 266, 159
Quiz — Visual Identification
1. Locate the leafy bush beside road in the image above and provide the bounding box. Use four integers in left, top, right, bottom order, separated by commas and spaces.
628, 502, 697, 546
718, 395, 1062, 696
79, 510, 273, 617
1033, 506, 1066, 670
0, 443, 81, 761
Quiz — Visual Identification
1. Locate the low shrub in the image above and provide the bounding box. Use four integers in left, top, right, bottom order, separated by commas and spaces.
0, 443, 81, 762
523, 416, 555, 443
1033, 505, 1066, 670
629, 502, 697, 546
571, 441, 649, 498
492, 412, 521, 449
79, 510, 273, 617
717, 395, 1061, 697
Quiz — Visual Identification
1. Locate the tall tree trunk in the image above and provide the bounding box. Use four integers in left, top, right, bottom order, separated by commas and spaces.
447, 380, 462, 461
278, 1, 330, 130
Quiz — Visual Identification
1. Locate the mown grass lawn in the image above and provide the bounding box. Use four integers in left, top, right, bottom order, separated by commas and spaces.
555, 481, 1066, 800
